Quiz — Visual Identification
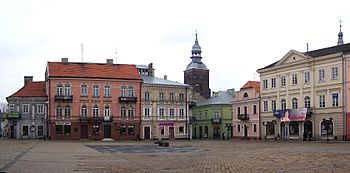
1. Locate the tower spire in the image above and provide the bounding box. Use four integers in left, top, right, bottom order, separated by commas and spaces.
337, 19, 344, 45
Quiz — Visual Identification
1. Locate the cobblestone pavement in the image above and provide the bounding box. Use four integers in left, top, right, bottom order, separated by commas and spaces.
1, 139, 350, 173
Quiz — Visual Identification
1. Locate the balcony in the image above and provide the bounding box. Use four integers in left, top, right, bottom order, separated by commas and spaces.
104, 116, 113, 122
55, 95, 73, 102
211, 118, 222, 124
237, 114, 249, 121
118, 96, 137, 103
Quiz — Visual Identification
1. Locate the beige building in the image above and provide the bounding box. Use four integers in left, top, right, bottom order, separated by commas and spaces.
138, 64, 192, 140
257, 43, 350, 141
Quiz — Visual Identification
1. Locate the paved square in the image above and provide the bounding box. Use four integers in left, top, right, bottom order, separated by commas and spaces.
0, 139, 350, 173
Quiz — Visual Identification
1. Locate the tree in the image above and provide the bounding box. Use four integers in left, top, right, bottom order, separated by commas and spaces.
0, 102, 8, 113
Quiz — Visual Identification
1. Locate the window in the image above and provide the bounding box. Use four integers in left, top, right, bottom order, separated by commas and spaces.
22, 104, 29, 114
244, 106, 247, 115
22, 125, 29, 136
213, 112, 220, 119
263, 80, 268, 89
169, 108, 175, 117
81, 84, 87, 96
37, 126, 44, 136
319, 69, 325, 81
144, 108, 150, 117
292, 98, 298, 109
271, 100, 276, 111
128, 126, 134, 135
56, 125, 63, 135
81, 105, 88, 116
179, 126, 184, 134
64, 125, 71, 136
9, 104, 15, 112
121, 86, 126, 97
319, 95, 325, 108
56, 105, 62, 116
237, 124, 240, 132
271, 78, 276, 88
321, 120, 333, 136
159, 92, 164, 101
104, 105, 110, 117
332, 93, 339, 107
243, 92, 248, 98
253, 105, 257, 114
237, 107, 241, 115
304, 96, 311, 108
332, 67, 338, 79
104, 85, 110, 97
128, 86, 134, 97
37, 104, 44, 114
179, 108, 184, 118
292, 73, 298, 85
120, 106, 126, 117
144, 92, 150, 101
64, 105, 71, 116
289, 122, 299, 136
281, 76, 286, 87
179, 93, 184, 102
93, 85, 99, 96
93, 125, 99, 135
93, 105, 99, 117
56, 84, 63, 96
128, 106, 134, 117
159, 108, 164, 117
120, 125, 126, 135
281, 99, 286, 110
169, 93, 175, 102
304, 72, 310, 83
64, 84, 71, 96
253, 124, 257, 133
263, 101, 268, 112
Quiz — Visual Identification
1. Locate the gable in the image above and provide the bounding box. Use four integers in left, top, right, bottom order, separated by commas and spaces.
275, 49, 309, 66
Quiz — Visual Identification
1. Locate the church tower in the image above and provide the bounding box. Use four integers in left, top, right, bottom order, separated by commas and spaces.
184, 32, 210, 99
337, 19, 344, 45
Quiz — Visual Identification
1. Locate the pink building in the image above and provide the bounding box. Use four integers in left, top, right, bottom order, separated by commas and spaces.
46, 58, 142, 140
345, 53, 350, 140
232, 81, 260, 139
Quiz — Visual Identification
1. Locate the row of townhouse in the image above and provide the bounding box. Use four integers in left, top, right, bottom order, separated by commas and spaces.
5, 58, 192, 140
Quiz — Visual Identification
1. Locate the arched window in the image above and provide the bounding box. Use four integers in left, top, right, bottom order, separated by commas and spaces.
81, 105, 87, 117
321, 119, 333, 136
243, 92, 248, 98
292, 98, 298, 109
64, 105, 71, 116
104, 105, 110, 117
120, 106, 126, 117
281, 99, 286, 110
93, 105, 99, 117
289, 122, 299, 136
128, 106, 134, 117
304, 96, 311, 108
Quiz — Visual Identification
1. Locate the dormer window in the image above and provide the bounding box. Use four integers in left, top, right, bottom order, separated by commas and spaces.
243, 92, 248, 98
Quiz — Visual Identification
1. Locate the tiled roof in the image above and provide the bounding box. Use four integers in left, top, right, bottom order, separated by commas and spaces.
141, 75, 189, 87
8, 81, 46, 98
197, 91, 232, 106
241, 81, 260, 92
47, 62, 142, 80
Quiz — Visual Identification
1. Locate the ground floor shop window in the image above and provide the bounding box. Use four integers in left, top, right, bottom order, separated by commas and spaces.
38, 126, 44, 136
266, 122, 275, 135
128, 126, 134, 135
289, 122, 299, 136
179, 126, 184, 134
120, 125, 126, 135
93, 125, 99, 135
56, 125, 63, 135
23, 126, 29, 136
160, 127, 165, 135
64, 125, 71, 136
321, 120, 333, 136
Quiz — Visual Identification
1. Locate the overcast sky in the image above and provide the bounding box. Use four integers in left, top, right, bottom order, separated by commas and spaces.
0, 0, 349, 103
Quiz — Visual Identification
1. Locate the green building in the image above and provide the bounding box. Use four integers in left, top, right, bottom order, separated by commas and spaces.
191, 90, 233, 139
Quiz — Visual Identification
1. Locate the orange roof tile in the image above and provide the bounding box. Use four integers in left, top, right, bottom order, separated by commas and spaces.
240, 81, 260, 92
8, 81, 46, 97
47, 62, 142, 80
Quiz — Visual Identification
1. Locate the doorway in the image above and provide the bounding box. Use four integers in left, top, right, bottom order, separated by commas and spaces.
104, 125, 111, 138
80, 125, 88, 139
244, 125, 248, 138
304, 121, 313, 140
169, 127, 175, 140
199, 126, 203, 138
144, 126, 150, 140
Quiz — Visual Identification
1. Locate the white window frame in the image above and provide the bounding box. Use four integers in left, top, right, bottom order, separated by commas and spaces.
281, 76, 286, 87
271, 100, 276, 111
332, 93, 339, 107
128, 86, 134, 97
319, 69, 325, 81
81, 84, 88, 96
304, 72, 310, 84
22, 104, 30, 114
104, 85, 111, 97
332, 67, 338, 80
37, 104, 44, 114
263, 101, 268, 112
292, 73, 298, 85
93, 85, 99, 97
64, 84, 71, 96
319, 95, 325, 108
292, 98, 298, 109
263, 80, 268, 89
271, 78, 276, 88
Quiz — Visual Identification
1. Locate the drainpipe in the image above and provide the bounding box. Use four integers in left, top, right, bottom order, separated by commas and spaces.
258, 96, 261, 140
342, 53, 346, 140
185, 87, 188, 139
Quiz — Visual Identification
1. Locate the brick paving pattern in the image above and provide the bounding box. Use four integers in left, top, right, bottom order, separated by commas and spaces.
0, 139, 350, 173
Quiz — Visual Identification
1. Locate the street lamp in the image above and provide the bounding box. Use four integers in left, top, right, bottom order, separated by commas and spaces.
322, 118, 333, 142
225, 124, 231, 140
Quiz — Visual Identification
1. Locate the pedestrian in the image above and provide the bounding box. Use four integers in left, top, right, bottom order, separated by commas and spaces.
222, 132, 225, 140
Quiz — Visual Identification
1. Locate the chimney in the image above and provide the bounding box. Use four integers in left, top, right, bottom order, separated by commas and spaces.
148, 63, 154, 77
24, 76, 33, 85
61, 58, 68, 63
164, 75, 167, 80
106, 59, 113, 65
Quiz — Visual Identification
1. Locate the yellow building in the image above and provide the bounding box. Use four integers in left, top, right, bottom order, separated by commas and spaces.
257, 43, 350, 141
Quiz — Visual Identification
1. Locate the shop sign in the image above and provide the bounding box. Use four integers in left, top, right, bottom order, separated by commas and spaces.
158, 122, 174, 126
56, 122, 72, 125
276, 108, 307, 122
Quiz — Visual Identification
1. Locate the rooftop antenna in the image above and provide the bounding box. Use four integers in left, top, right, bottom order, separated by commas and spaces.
115, 49, 118, 63
81, 44, 84, 62
306, 43, 309, 52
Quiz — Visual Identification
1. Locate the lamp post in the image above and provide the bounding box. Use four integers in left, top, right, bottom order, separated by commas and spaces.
323, 118, 333, 142
225, 124, 231, 140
